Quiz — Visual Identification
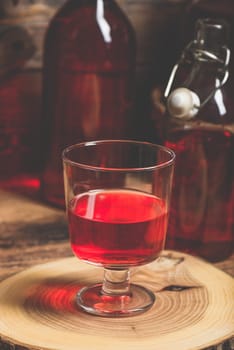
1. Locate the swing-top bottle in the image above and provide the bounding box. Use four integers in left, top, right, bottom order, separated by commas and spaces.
164, 18, 234, 262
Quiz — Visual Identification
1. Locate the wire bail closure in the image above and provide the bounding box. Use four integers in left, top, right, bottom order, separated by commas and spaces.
164, 40, 230, 111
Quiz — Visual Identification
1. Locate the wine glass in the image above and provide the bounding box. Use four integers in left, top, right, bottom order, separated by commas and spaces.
62, 140, 175, 317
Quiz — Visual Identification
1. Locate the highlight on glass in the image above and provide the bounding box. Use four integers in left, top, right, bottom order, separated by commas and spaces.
62, 140, 175, 317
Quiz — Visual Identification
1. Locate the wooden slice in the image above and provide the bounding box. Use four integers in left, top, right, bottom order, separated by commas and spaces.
0, 251, 233, 350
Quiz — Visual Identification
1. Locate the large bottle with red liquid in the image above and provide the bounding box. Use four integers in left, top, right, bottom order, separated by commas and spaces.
164, 18, 234, 262
0, 1, 51, 196
41, 0, 136, 207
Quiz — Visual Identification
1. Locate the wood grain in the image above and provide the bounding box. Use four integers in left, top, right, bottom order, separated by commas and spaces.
0, 252, 233, 350
0, 190, 71, 283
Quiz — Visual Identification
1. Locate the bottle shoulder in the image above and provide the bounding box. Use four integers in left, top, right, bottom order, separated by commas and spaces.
48, 0, 134, 33
168, 62, 234, 124
165, 80, 234, 134
43, 1, 136, 73
44, 0, 136, 56
198, 79, 234, 123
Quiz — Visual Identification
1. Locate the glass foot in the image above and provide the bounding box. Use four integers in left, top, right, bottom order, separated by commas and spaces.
77, 283, 155, 317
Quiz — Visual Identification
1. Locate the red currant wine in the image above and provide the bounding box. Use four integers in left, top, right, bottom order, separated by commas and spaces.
68, 189, 168, 267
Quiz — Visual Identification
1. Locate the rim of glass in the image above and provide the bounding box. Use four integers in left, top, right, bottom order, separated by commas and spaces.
62, 139, 175, 172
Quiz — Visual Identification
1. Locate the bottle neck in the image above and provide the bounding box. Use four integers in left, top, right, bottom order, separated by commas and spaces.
165, 19, 231, 120
182, 42, 230, 94
186, 59, 220, 85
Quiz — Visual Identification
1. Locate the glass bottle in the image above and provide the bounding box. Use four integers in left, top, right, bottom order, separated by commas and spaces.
0, 0, 53, 196
40, 0, 136, 208
164, 18, 234, 262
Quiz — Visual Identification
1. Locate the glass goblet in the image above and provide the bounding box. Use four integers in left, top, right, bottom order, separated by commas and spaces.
62, 140, 175, 317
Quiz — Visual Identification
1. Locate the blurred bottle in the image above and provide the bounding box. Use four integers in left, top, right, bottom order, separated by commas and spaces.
0, 0, 54, 196
141, 0, 189, 144
164, 18, 234, 262
41, 0, 136, 208
147, 0, 191, 145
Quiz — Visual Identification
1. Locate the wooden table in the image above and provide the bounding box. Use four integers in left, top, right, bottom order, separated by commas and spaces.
0, 189, 233, 350
0, 190, 71, 284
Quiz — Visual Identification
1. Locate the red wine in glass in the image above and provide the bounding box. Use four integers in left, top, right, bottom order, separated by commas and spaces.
68, 189, 168, 267
63, 140, 175, 317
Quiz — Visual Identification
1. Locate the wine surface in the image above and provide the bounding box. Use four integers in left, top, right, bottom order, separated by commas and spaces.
68, 189, 167, 267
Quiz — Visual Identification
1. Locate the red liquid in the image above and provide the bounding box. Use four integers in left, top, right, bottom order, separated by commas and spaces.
165, 128, 234, 261
68, 189, 168, 267
0, 72, 42, 196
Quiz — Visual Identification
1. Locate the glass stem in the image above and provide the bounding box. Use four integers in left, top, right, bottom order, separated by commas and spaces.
102, 268, 131, 296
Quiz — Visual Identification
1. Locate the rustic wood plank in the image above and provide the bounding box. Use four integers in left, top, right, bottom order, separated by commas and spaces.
0, 190, 72, 282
